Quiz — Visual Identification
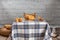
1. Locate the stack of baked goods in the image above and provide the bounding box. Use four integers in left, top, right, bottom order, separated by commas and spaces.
0, 24, 11, 37
15, 13, 44, 22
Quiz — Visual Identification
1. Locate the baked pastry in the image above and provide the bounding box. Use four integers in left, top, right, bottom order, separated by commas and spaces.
24, 13, 36, 21
15, 18, 22, 22
38, 16, 44, 21
15, 18, 20, 22
0, 28, 11, 37
0, 24, 11, 37
4, 24, 12, 30
19, 18, 23, 22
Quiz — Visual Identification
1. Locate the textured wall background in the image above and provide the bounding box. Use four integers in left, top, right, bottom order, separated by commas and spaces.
0, 0, 60, 25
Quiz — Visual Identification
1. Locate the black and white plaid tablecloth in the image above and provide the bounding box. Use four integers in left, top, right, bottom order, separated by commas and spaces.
12, 21, 52, 40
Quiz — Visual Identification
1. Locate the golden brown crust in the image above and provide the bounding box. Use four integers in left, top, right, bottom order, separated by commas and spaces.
4, 24, 12, 30
19, 18, 23, 22
38, 16, 44, 21
0, 24, 11, 37
0, 28, 11, 37
15, 18, 23, 22
15, 18, 20, 22
24, 13, 36, 21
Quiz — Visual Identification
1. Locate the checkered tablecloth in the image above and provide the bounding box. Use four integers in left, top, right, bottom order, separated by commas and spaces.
12, 21, 52, 40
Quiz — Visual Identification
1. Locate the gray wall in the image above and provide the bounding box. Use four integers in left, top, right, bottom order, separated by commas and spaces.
0, 0, 60, 25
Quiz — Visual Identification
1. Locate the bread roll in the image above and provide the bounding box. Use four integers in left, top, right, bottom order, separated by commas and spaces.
38, 16, 44, 21
4, 24, 12, 30
0, 28, 11, 37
